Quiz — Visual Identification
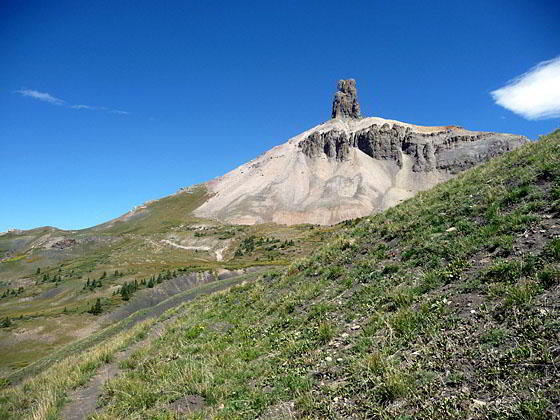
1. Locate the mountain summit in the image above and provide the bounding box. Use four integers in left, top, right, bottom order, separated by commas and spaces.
194, 80, 527, 225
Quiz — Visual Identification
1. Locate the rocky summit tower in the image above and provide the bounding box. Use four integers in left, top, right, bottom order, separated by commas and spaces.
332, 79, 361, 119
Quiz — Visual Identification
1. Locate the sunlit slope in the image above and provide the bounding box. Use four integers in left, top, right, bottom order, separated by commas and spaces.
0, 185, 335, 378
66, 131, 560, 418
195, 116, 527, 225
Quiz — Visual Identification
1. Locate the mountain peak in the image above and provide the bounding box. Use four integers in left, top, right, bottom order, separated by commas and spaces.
332, 79, 361, 119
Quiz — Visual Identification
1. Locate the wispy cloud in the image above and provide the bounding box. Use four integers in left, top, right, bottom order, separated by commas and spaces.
16, 89, 66, 106
491, 56, 560, 120
15, 88, 129, 116
70, 104, 96, 110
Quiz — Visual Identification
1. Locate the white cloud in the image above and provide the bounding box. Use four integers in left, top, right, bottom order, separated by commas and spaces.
70, 104, 97, 110
15, 89, 129, 116
491, 56, 560, 120
16, 89, 65, 105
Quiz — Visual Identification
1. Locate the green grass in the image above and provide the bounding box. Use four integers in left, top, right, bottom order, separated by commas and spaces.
0, 185, 332, 375
2, 130, 560, 419
4, 271, 258, 386
87, 130, 558, 419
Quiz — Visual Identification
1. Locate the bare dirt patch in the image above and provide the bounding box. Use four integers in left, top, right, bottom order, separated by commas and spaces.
169, 394, 206, 415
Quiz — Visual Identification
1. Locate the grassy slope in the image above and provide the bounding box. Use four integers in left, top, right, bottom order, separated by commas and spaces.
1, 131, 559, 419
88, 130, 559, 419
4, 271, 261, 386
0, 185, 333, 378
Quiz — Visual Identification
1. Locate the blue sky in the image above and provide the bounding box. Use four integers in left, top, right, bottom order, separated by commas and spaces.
1, 0, 559, 231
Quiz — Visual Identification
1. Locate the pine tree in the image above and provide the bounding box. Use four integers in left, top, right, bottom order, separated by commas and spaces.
36, 267, 41, 274
89, 298, 102, 315
147, 277, 155, 288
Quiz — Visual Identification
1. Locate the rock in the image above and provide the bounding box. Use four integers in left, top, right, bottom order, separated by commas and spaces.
50, 239, 77, 249
472, 399, 487, 408
332, 79, 361, 119
299, 122, 527, 173
446, 227, 457, 232
325, 356, 333, 362
298, 130, 352, 160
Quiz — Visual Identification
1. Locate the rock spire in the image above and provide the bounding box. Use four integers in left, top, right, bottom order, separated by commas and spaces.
332, 79, 361, 119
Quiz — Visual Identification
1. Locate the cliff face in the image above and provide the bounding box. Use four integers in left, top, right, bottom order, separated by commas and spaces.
193, 80, 528, 226
298, 123, 527, 173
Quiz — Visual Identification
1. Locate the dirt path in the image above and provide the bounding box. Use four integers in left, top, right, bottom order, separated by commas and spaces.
60, 316, 174, 420
160, 239, 210, 252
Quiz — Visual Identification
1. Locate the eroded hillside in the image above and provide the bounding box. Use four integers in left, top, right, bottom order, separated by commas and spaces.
194, 80, 527, 225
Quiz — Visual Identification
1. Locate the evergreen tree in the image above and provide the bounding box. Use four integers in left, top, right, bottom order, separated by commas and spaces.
89, 298, 102, 315
100, 271, 107, 280
36, 267, 41, 274
1, 317, 11, 328
147, 277, 155, 288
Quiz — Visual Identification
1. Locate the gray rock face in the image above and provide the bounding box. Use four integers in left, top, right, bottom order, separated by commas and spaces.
299, 123, 527, 173
332, 79, 361, 119
298, 130, 352, 160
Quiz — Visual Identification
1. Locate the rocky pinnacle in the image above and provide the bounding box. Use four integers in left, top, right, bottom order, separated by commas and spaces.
332, 79, 361, 119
